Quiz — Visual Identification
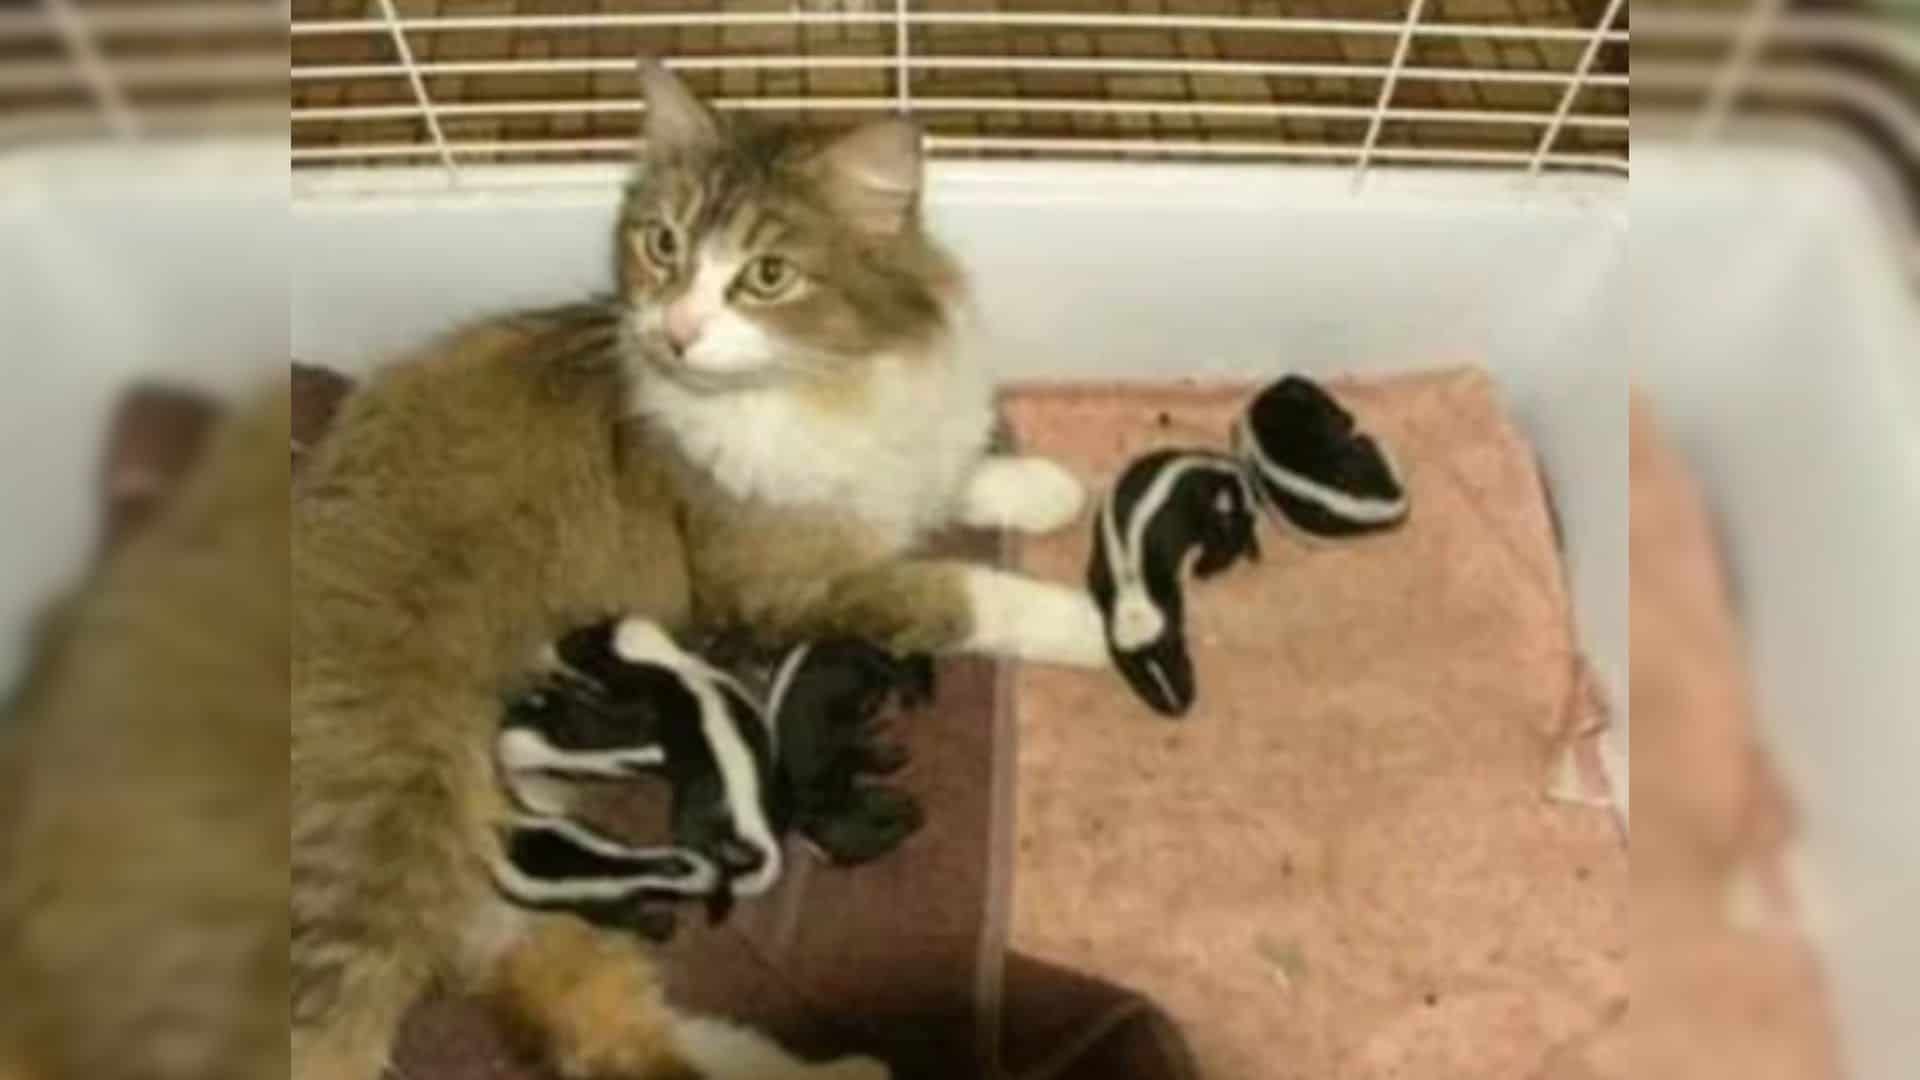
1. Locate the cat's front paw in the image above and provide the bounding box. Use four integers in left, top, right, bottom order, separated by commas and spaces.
959, 456, 1087, 535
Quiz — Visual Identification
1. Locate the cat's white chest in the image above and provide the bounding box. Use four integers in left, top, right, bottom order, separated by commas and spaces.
634, 355, 994, 547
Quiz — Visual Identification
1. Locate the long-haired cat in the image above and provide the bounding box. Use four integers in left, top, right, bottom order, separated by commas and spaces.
292, 64, 1108, 1080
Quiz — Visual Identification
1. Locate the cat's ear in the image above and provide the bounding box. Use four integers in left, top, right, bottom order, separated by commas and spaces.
638, 58, 718, 159
810, 118, 923, 238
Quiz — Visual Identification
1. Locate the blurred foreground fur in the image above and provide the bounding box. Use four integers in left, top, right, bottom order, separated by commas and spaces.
0, 386, 291, 1080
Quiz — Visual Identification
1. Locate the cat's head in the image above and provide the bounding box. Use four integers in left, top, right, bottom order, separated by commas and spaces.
617, 62, 960, 393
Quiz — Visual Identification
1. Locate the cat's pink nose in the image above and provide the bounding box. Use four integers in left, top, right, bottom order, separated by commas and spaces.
664, 300, 702, 355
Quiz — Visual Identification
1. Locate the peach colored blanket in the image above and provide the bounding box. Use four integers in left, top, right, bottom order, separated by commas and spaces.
999, 372, 1841, 1079
1002, 370, 1627, 1079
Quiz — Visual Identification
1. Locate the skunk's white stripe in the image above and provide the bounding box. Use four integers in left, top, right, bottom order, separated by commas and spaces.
495, 727, 667, 778
611, 618, 683, 668
494, 727, 668, 815
615, 617, 783, 898
1098, 452, 1248, 652
613, 618, 765, 718
701, 664, 763, 717
676, 689, 779, 893
1141, 654, 1180, 710
764, 643, 813, 749
492, 814, 721, 900
493, 858, 713, 903
683, 671, 783, 896
1110, 588, 1165, 651
1236, 416, 1409, 524
495, 718, 668, 810
501, 772, 570, 817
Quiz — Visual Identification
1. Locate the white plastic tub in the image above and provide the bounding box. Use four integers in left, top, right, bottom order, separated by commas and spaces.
3, 138, 1915, 1076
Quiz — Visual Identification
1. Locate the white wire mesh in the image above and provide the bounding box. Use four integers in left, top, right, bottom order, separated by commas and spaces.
275, 1, 1634, 186
40, 0, 138, 140
3, 0, 1913, 210
1351, 0, 1429, 183
1, 0, 284, 144
1528, 0, 1625, 174
372, 0, 456, 177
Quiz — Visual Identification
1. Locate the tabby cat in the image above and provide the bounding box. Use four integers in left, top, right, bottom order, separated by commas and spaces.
292, 64, 1107, 1080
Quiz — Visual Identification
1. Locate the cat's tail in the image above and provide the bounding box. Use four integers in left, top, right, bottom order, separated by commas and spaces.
291, 690, 495, 1080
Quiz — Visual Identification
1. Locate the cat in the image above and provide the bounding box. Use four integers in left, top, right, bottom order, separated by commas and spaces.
621, 64, 1101, 663
0, 385, 291, 1080
291, 63, 1108, 1080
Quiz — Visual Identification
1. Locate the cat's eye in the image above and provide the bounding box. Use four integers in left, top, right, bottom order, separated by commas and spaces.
641, 222, 680, 267
738, 254, 799, 300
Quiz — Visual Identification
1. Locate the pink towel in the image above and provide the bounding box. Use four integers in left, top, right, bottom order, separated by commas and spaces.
1001, 369, 1625, 1079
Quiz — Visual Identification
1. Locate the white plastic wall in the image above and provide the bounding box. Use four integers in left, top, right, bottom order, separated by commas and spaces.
0, 142, 289, 691
1634, 144, 1920, 1079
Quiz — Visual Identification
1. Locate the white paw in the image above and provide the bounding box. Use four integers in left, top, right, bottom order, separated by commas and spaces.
961, 569, 1111, 669
960, 456, 1087, 534
810, 1056, 891, 1080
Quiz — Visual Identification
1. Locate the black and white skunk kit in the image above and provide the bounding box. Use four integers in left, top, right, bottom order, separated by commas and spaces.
1090, 374, 1411, 717
492, 618, 931, 940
